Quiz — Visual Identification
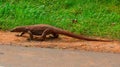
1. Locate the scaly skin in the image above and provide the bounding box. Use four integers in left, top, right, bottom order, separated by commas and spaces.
11, 24, 112, 42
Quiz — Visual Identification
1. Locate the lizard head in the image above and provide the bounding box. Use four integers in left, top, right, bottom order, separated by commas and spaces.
10, 26, 27, 32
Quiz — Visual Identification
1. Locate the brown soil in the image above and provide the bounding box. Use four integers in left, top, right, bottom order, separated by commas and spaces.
0, 31, 120, 53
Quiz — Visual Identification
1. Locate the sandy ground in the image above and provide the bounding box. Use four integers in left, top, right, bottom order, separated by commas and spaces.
0, 31, 120, 53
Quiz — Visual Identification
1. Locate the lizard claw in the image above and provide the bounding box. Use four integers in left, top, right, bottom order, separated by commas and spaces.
27, 38, 33, 41
15, 34, 21, 37
39, 38, 45, 41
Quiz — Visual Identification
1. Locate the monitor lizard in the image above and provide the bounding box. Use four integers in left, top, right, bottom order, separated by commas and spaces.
10, 24, 112, 42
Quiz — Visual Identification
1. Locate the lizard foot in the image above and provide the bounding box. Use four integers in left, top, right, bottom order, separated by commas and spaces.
15, 34, 22, 37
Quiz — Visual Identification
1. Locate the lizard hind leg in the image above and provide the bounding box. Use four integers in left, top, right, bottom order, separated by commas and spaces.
41, 28, 53, 41
52, 33, 59, 38
48, 33, 59, 39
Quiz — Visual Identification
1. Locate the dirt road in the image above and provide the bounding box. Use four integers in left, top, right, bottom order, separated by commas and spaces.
0, 45, 120, 67
0, 31, 120, 53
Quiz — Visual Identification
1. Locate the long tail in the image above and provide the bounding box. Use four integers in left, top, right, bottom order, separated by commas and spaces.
56, 29, 112, 42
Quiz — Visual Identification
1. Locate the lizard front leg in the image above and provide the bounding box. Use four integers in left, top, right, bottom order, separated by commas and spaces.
27, 30, 33, 40
16, 32, 25, 37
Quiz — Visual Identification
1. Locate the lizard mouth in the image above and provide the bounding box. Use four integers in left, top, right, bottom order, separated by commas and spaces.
10, 30, 14, 32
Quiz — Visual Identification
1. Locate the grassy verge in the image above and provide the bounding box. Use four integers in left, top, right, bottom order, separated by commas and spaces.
0, 0, 120, 39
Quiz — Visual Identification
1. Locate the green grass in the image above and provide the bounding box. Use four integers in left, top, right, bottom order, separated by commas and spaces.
0, 0, 120, 39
